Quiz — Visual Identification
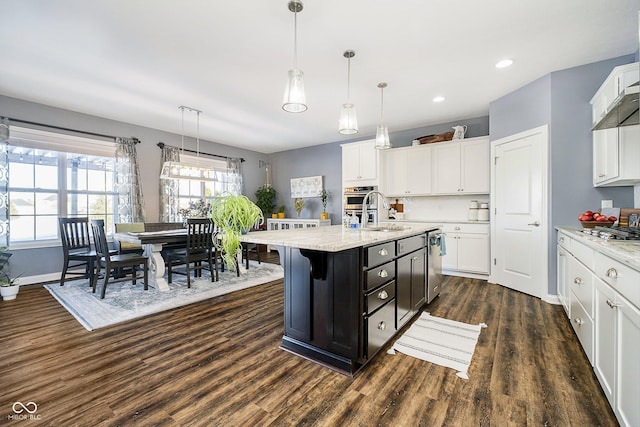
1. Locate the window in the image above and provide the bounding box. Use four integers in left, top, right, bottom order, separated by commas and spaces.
7, 127, 117, 246
174, 154, 240, 213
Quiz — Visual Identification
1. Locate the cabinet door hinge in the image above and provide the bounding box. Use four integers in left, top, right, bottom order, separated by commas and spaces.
494, 156, 499, 165
493, 258, 497, 265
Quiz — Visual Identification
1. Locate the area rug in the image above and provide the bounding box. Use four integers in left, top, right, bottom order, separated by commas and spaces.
387, 312, 487, 379
44, 261, 283, 331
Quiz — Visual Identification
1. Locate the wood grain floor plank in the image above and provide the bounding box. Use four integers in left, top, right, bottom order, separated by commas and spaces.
0, 254, 618, 426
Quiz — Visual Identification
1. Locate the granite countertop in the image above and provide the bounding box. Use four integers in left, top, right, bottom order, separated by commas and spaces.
556, 226, 640, 271
240, 224, 442, 252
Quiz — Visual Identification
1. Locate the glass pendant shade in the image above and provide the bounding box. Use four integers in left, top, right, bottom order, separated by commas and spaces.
339, 103, 358, 135
282, 69, 307, 113
375, 125, 391, 149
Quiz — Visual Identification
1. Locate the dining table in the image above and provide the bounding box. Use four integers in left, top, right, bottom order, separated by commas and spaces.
113, 229, 189, 292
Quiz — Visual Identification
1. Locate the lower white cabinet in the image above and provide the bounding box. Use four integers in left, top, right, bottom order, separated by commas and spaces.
557, 230, 640, 427
441, 223, 489, 276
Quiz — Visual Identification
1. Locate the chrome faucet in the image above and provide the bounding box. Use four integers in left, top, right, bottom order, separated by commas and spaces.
361, 190, 389, 229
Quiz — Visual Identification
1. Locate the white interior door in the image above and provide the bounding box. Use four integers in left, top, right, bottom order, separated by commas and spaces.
490, 125, 548, 298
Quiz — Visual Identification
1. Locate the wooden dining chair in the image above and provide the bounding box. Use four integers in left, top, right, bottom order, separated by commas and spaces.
90, 219, 149, 299
59, 217, 98, 286
166, 218, 217, 287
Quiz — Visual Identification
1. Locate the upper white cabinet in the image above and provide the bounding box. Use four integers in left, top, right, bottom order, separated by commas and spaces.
592, 125, 640, 187
342, 139, 379, 185
383, 145, 432, 196
432, 136, 490, 194
590, 62, 638, 129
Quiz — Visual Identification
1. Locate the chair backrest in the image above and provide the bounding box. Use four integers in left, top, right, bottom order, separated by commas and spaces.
59, 217, 92, 252
186, 218, 214, 253
90, 219, 111, 260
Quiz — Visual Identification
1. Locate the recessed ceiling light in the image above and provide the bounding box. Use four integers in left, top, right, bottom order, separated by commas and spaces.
433, 96, 445, 103
496, 59, 513, 69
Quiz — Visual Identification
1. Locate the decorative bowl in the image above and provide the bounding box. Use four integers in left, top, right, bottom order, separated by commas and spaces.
579, 220, 614, 229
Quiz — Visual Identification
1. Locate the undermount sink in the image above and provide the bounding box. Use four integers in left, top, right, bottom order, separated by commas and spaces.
364, 225, 410, 232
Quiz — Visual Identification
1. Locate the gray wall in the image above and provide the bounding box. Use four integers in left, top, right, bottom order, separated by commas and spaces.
489, 54, 636, 296
0, 95, 270, 279
267, 116, 489, 223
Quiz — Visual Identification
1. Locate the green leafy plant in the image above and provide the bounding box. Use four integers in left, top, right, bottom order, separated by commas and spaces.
0, 247, 18, 287
320, 189, 330, 212
278, 205, 286, 214
211, 194, 264, 269
255, 185, 277, 216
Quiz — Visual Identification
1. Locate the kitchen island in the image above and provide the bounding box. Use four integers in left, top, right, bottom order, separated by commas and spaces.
240, 224, 441, 375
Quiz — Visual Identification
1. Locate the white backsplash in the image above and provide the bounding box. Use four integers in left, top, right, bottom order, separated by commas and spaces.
384, 195, 489, 222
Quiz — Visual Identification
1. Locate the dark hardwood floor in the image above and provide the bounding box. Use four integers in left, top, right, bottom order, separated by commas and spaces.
0, 252, 617, 426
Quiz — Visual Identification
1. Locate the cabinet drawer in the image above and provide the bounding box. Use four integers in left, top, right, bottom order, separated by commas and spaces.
397, 234, 425, 256
366, 299, 396, 358
569, 298, 594, 366
441, 223, 489, 234
365, 261, 395, 291
557, 232, 571, 251
570, 240, 594, 270
365, 280, 396, 315
571, 260, 594, 317
594, 252, 640, 308
365, 242, 395, 268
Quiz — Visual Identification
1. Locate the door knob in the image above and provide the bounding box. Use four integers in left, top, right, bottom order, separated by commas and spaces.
528, 221, 540, 227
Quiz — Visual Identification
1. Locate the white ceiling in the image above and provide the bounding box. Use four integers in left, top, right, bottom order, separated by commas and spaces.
1, 1, 639, 154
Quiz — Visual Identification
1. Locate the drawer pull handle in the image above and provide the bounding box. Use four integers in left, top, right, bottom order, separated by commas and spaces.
377, 290, 389, 300
378, 321, 387, 331
412, 256, 418, 261
606, 268, 618, 278
574, 317, 584, 325
559, 237, 565, 242
454, 226, 461, 230
378, 269, 388, 278
378, 248, 388, 256
574, 277, 582, 285
606, 299, 621, 309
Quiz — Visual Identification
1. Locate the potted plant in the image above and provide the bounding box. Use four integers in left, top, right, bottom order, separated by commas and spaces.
294, 198, 305, 217
255, 185, 277, 219
278, 205, 286, 219
211, 194, 264, 270
320, 189, 330, 220
0, 247, 19, 301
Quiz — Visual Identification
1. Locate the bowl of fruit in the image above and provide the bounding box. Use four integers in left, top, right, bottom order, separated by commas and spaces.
578, 210, 617, 228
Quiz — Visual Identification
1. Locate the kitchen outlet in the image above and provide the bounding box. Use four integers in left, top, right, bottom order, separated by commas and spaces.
601, 200, 613, 209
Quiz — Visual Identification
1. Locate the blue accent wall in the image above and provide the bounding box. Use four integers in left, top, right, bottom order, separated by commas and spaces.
490, 54, 636, 296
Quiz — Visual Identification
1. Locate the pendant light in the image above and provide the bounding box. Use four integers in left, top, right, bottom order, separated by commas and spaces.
375, 82, 391, 149
282, 0, 307, 113
339, 50, 358, 135
160, 106, 216, 181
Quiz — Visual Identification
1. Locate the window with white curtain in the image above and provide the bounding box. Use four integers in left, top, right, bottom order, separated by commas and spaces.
8, 126, 117, 246
174, 154, 240, 212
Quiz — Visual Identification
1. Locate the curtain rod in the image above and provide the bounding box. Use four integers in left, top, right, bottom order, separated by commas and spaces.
3, 117, 139, 143
157, 142, 245, 162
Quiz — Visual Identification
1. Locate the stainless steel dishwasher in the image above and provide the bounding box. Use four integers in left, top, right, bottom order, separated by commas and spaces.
427, 229, 445, 303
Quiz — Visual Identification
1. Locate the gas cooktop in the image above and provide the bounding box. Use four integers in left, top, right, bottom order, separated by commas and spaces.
587, 226, 640, 241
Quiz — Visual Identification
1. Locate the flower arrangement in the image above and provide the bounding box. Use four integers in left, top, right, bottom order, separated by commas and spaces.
294, 198, 305, 217
178, 198, 212, 219
320, 189, 329, 212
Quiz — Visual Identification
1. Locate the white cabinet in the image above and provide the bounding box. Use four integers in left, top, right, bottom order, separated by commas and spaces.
592, 125, 640, 187
591, 62, 639, 128
383, 145, 431, 196
441, 223, 489, 276
557, 237, 571, 317
432, 137, 490, 194
342, 139, 378, 185
595, 278, 640, 427
558, 230, 640, 427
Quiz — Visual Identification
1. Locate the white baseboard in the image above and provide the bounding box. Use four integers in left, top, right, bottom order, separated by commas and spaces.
442, 270, 489, 280
544, 294, 561, 305
15, 272, 60, 286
